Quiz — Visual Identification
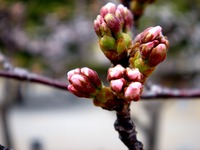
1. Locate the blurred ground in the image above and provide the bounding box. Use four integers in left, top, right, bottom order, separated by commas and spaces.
0, 79, 200, 150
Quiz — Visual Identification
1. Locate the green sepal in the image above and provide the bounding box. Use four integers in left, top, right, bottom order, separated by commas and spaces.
99, 35, 116, 51
116, 38, 127, 54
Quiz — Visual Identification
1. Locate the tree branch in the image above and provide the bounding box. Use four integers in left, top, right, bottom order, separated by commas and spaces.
0, 69, 200, 99
114, 103, 143, 150
141, 84, 200, 99
0, 70, 68, 90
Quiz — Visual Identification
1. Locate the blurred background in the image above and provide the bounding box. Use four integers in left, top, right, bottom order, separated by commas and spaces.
0, 0, 200, 149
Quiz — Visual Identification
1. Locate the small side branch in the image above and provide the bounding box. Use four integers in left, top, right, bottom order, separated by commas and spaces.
0, 70, 68, 90
141, 84, 200, 99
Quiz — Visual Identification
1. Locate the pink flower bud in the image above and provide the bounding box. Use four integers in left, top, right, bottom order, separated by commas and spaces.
140, 40, 159, 59
94, 3, 134, 63
148, 44, 167, 67
107, 64, 125, 81
68, 84, 91, 98
81, 67, 102, 89
69, 74, 96, 94
67, 68, 103, 98
140, 26, 162, 43
110, 78, 126, 93
124, 82, 143, 101
94, 15, 102, 37
116, 4, 133, 32
125, 68, 143, 82
67, 68, 81, 82
104, 14, 121, 36
100, 2, 116, 17
130, 26, 169, 71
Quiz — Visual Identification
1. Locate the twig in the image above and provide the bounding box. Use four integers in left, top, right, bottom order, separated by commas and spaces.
1, 69, 200, 99
141, 84, 200, 99
0, 70, 68, 90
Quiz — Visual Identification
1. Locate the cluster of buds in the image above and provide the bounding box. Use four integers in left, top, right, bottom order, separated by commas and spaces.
67, 67, 120, 110
129, 26, 169, 77
94, 3, 133, 64
67, 3, 169, 110
107, 64, 143, 101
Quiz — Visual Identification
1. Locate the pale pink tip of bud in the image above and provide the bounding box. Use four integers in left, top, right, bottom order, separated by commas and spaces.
107, 64, 125, 81
81, 67, 102, 88
110, 78, 126, 93
67, 68, 81, 82
104, 14, 121, 33
100, 2, 116, 17
94, 18, 101, 35
141, 26, 162, 43
68, 84, 90, 98
124, 82, 143, 101
117, 4, 133, 30
148, 43, 167, 66
69, 74, 97, 95
125, 68, 143, 82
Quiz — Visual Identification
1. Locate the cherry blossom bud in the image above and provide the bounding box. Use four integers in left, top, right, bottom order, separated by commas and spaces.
104, 13, 122, 38
110, 78, 126, 93
129, 26, 169, 75
67, 68, 81, 81
124, 82, 143, 101
107, 64, 125, 81
116, 4, 133, 34
94, 3, 133, 64
67, 68, 103, 98
125, 67, 143, 82
148, 43, 167, 66
81, 67, 103, 89
140, 26, 162, 43
68, 84, 91, 98
69, 74, 97, 95
140, 40, 159, 59
100, 2, 116, 17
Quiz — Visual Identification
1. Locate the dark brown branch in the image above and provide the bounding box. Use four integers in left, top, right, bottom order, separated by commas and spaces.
114, 103, 143, 150
141, 85, 200, 99
1, 69, 200, 99
0, 70, 68, 90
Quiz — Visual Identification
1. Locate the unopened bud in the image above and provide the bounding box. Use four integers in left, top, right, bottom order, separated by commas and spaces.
110, 78, 126, 93
124, 82, 143, 101
67, 68, 103, 98
125, 67, 143, 82
104, 13, 122, 38
129, 26, 169, 76
148, 43, 167, 67
107, 64, 125, 81
117, 4, 133, 33
140, 26, 162, 43
69, 74, 97, 96
94, 3, 134, 63
100, 2, 116, 17
68, 84, 91, 98
81, 67, 103, 89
